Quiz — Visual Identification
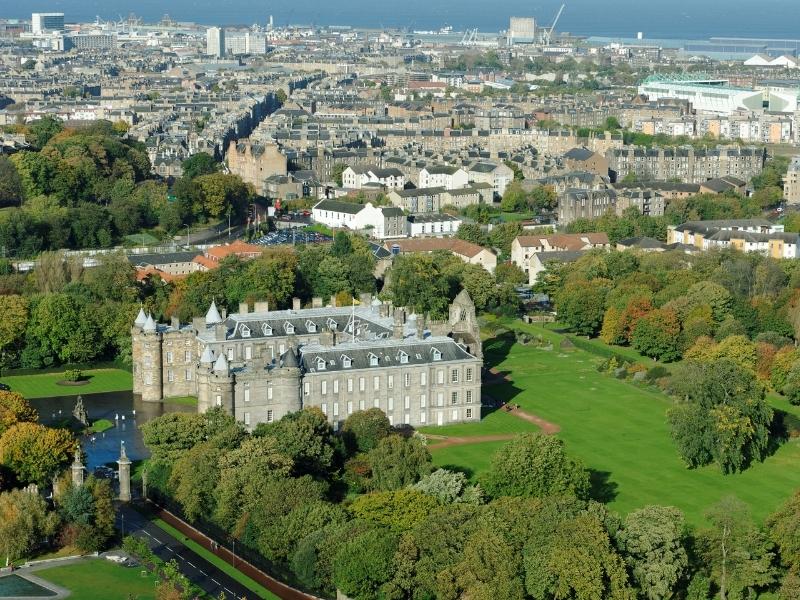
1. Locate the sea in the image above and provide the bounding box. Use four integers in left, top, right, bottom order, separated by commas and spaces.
6, 0, 800, 40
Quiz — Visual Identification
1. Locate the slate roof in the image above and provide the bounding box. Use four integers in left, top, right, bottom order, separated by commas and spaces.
313, 199, 364, 215
128, 251, 200, 266
564, 147, 596, 161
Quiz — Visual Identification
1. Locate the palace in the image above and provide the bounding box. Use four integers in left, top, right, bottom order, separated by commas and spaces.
131, 292, 483, 430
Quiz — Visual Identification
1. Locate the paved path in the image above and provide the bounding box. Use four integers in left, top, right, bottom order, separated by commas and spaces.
426, 433, 517, 450
504, 404, 561, 434
118, 504, 254, 600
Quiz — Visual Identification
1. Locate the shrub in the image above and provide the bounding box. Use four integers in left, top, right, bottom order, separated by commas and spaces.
63, 369, 83, 382
645, 365, 670, 382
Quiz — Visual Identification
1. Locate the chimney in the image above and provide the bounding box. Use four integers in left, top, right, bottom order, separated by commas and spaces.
254, 301, 269, 312
238, 302, 249, 315
171, 315, 180, 330
379, 302, 390, 318
417, 314, 426, 339
320, 326, 336, 347
214, 323, 227, 341
330, 294, 338, 307
292, 297, 301, 311
312, 297, 323, 308
393, 308, 405, 339
360, 293, 372, 306
221, 308, 227, 320
192, 317, 206, 331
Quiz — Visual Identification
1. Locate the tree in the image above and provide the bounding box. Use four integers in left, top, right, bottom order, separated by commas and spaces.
555, 279, 610, 336
631, 308, 681, 361
413, 468, 484, 505
334, 528, 399, 600
386, 254, 455, 319
766, 490, 800, 570
27, 116, 63, 149
140, 412, 217, 464
483, 433, 590, 500
342, 408, 392, 454
24, 292, 101, 366
618, 506, 689, 600
495, 262, 526, 287
0, 488, 58, 565
0, 422, 75, 485
523, 513, 635, 600
699, 496, 777, 600
349, 489, 439, 531
169, 441, 223, 521
180, 153, 219, 180
667, 359, 773, 473
529, 185, 557, 211
366, 435, 432, 491
0, 156, 23, 207
500, 181, 528, 212
331, 163, 347, 187
455, 223, 488, 246
0, 391, 37, 436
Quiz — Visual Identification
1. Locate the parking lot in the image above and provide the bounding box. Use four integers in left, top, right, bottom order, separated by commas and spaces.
253, 228, 332, 246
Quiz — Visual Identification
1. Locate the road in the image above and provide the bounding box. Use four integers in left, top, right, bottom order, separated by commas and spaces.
117, 505, 254, 600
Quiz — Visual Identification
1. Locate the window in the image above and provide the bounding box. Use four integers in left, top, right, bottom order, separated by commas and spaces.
359, 399, 365, 410
342, 355, 352, 368
431, 348, 442, 361
245, 346, 252, 360
333, 380, 339, 394
398, 351, 408, 364
244, 412, 251, 426
185, 369, 192, 381
374, 398, 380, 409
215, 395, 222, 407
369, 353, 379, 367
316, 357, 327, 371
404, 396, 410, 410
268, 386, 273, 400
262, 323, 273, 336
437, 392, 444, 406
267, 409, 274, 423
388, 397, 394, 411
285, 322, 295, 334
466, 408, 473, 419
306, 320, 317, 333
451, 369, 459, 384
466, 367, 473, 382
144, 355, 152, 368
227, 348, 234, 361
347, 401, 353, 414
244, 385, 250, 402
466, 390, 473, 404
321, 381, 328, 395
373, 376, 380, 391
451, 391, 458, 405
388, 375, 394, 389
437, 370, 444, 384
327, 318, 338, 330
452, 409, 459, 421
241, 325, 251, 338
359, 378, 365, 392
420, 372, 427, 386
167, 370, 174, 383
166, 351, 173, 364
322, 403, 328, 415
333, 403, 339, 417
185, 350, 192, 362
404, 373, 411, 387
304, 382, 310, 396
420, 412, 426, 423
420, 394, 426, 408
144, 373, 152, 385
347, 378, 354, 393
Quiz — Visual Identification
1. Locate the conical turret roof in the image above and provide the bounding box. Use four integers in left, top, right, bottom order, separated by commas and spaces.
200, 346, 214, 364
143, 313, 157, 333
213, 352, 229, 373
281, 349, 299, 368
206, 300, 223, 325
134, 307, 147, 327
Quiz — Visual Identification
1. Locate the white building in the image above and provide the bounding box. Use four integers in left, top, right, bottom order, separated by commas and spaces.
312, 200, 406, 239
639, 74, 764, 116
32, 12, 64, 35
341, 166, 405, 190
667, 219, 799, 258
467, 162, 514, 198
407, 214, 463, 237
225, 31, 267, 55
206, 27, 225, 58
418, 165, 469, 190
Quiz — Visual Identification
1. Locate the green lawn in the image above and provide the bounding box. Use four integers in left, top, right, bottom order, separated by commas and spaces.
35, 559, 158, 599
88, 418, 114, 433
431, 323, 800, 525
163, 396, 199, 407
152, 519, 280, 600
3, 369, 132, 398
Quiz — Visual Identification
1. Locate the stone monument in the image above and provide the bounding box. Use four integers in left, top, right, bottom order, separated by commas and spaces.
72, 396, 88, 426
117, 442, 131, 502
71, 448, 84, 487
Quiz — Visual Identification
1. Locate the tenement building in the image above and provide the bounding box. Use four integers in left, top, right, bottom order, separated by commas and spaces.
131, 292, 483, 430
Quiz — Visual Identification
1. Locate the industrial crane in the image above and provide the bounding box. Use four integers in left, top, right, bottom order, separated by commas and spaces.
541, 3, 565, 46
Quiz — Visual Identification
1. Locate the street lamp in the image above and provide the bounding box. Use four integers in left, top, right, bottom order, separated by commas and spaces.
183, 224, 190, 247
231, 537, 236, 568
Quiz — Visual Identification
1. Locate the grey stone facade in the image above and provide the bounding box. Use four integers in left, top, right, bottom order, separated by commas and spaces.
131, 292, 483, 430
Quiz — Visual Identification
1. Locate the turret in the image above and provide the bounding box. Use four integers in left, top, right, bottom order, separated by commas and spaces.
132, 311, 163, 402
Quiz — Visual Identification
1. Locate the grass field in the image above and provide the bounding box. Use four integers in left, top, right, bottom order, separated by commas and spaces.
163, 396, 199, 407
430, 323, 800, 525
35, 559, 158, 600
3, 369, 132, 399
152, 519, 280, 600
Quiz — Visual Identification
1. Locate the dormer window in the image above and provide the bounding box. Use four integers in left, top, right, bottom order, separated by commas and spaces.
316, 357, 326, 371
285, 322, 295, 334
398, 351, 409, 364
262, 323, 273, 336
306, 320, 317, 333
240, 325, 251, 338
326, 318, 338, 330
369, 353, 379, 367
431, 348, 442, 361
341, 354, 352, 368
